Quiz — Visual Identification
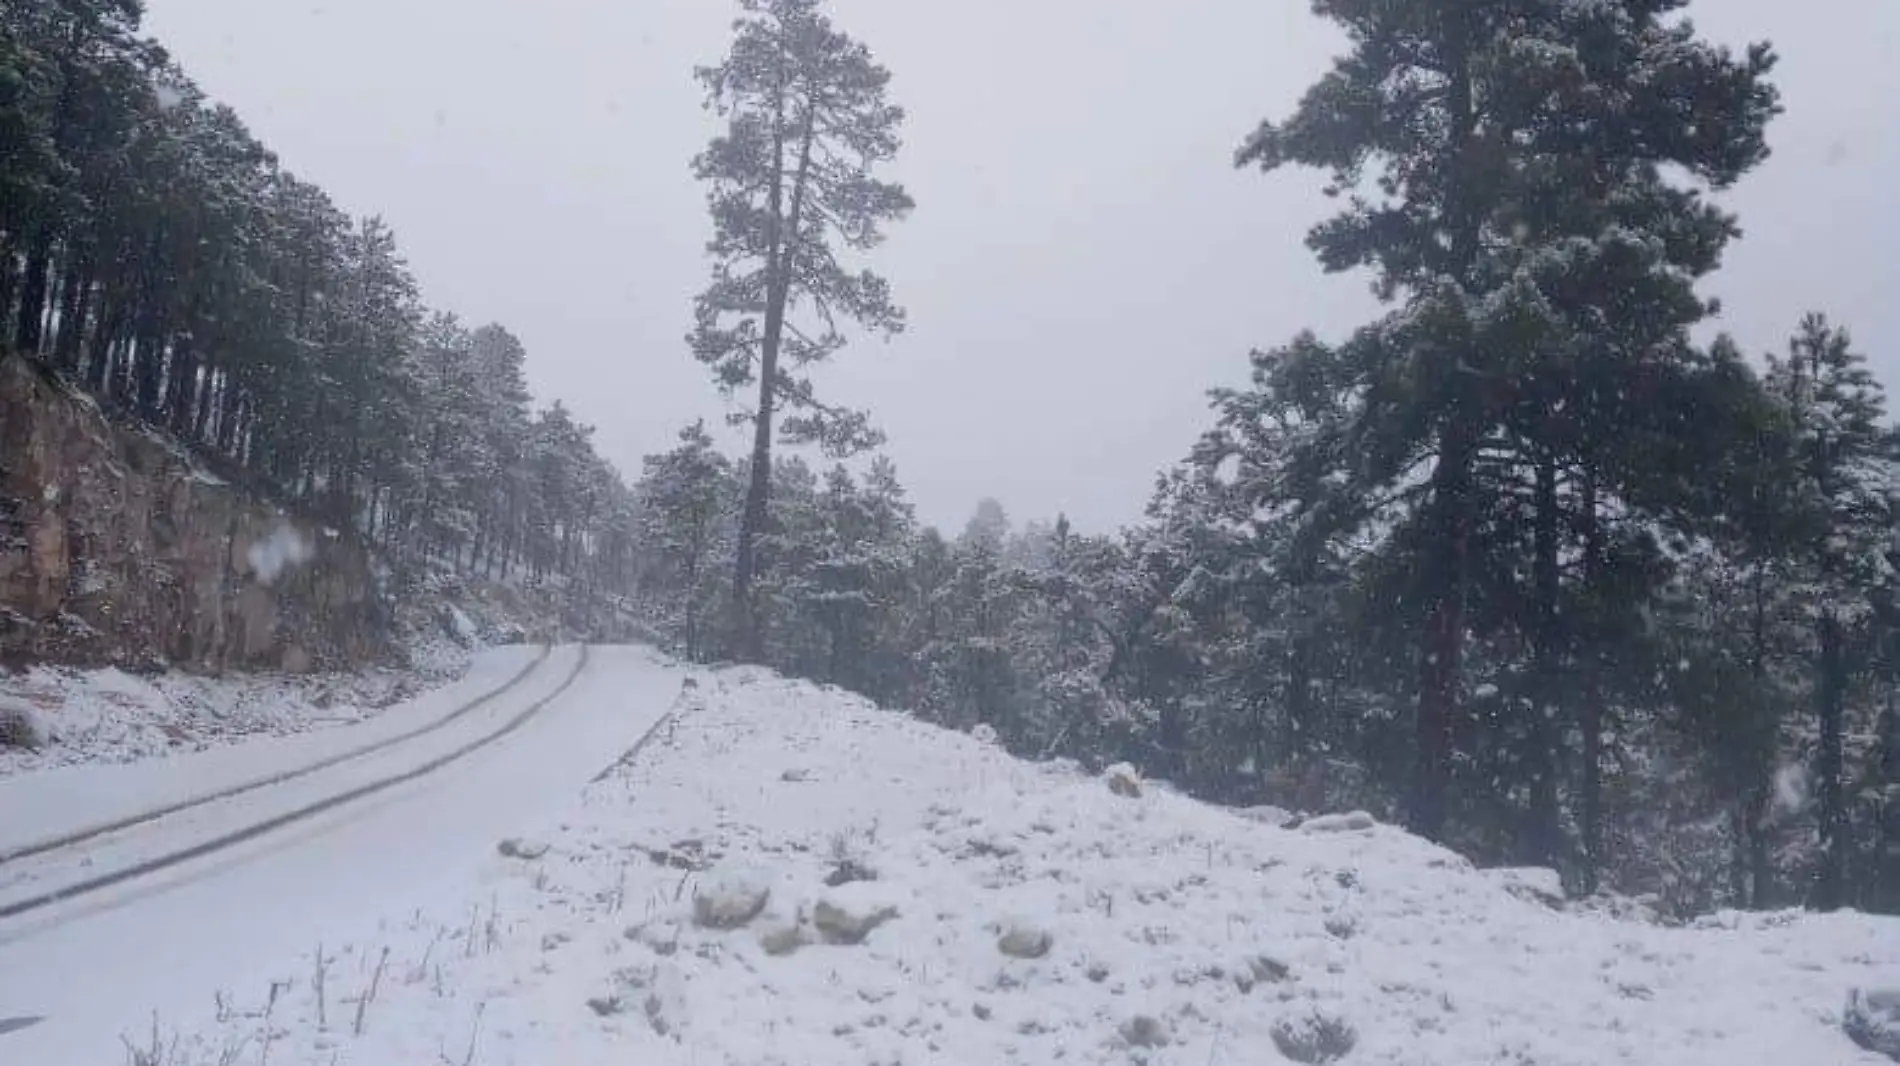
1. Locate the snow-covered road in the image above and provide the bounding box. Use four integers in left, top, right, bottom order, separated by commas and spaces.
0, 644, 689, 1064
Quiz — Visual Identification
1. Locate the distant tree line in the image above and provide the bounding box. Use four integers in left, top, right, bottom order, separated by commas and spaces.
0, 0, 638, 595
637, 0, 1899, 916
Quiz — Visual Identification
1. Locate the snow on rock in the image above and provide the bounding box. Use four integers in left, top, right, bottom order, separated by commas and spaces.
1239, 803, 1300, 827
1487, 866, 1568, 908
691, 865, 773, 929
496, 837, 550, 860
1848, 989, 1900, 1061
1104, 761, 1143, 798
812, 881, 903, 945
164, 668, 1900, 1066
756, 914, 811, 957
996, 916, 1056, 959
1301, 809, 1377, 833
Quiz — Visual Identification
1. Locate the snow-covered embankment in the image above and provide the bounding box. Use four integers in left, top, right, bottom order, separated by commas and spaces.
163, 668, 1900, 1065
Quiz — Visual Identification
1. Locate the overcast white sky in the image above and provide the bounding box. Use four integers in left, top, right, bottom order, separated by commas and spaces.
142, 1, 1897, 532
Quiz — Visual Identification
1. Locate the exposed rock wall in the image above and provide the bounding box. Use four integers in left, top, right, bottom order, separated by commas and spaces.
0, 356, 382, 672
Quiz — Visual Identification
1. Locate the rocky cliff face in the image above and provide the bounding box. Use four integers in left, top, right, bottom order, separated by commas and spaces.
0, 356, 383, 673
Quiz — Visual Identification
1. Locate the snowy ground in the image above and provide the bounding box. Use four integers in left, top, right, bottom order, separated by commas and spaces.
0, 632, 473, 776
0, 644, 687, 1065
70, 663, 1896, 1066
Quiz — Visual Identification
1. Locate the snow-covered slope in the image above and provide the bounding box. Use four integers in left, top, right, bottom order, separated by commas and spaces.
0, 632, 474, 777
150, 665, 1897, 1066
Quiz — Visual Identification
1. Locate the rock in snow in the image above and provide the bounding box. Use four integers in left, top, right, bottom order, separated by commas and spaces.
1104, 762, 1143, 798
1847, 988, 1900, 1061
756, 918, 810, 957
496, 837, 550, 860
996, 918, 1054, 959
691, 866, 773, 930
1300, 810, 1377, 833
0, 700, 47, 751
1487, 866, 1568, 908
812, 884, 901, 945
1238, 804, 1299, 828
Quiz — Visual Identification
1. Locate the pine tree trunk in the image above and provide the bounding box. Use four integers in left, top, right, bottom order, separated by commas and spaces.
1746, 558, 1775, 908
1416, 424, 1472, 842
168, 334, 200, 438
14, 230, 52, 356
1814, 610, 1848, 910
216, 383, 242, 455
732, 96, 818, 662
1747, 780, 1774, 908
194, 362, 218, 444
1527, 452, 1564, 865
1578, 470, 1605, 892
53, 257, 88, 372
1878, 682, 1900, 913
1285, 636, 1313, 757
85, 299, 116, 392
1412, 10, 1480, 844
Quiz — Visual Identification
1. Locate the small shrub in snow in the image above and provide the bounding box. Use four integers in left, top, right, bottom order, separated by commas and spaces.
1105, 763, 1143, 798
824, 827, 879, 886
996, 919, 1053, 959
1119, 1014, 1171, 1048
625, 920, 681, 957
590, 964, 687, 1038
691, 867, 772, 930
0, 701, 46, 751
1272, 1010, 1358, 1064
823, 857, 878, 887
1846, 988, 1900, 1061
1300, 810, 1376, 833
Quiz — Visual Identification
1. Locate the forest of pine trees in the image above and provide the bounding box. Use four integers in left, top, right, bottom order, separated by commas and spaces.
0, 0, 640, 598
5, 0, 1897, 916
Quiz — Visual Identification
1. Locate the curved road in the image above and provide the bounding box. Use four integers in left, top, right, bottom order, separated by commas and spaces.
0, 644, 687, 1065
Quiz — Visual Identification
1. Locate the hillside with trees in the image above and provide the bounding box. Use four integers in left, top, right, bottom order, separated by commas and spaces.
1, 0, 638, 603
5, 0, 1896, 916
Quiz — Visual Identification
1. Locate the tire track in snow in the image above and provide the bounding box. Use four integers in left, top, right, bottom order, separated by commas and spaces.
0, 646, 591, 926
0, 644, 555, 869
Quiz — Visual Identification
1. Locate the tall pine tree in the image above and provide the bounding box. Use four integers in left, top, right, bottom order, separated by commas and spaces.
689, 0, 913, 659
1236, 0, 1778, 844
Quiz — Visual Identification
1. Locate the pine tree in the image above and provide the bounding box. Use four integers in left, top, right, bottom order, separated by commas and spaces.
635, 421, 738, 661
1237, 0, 1779, 843
1765, 315, 1896, 910
690, 0, 913, 659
